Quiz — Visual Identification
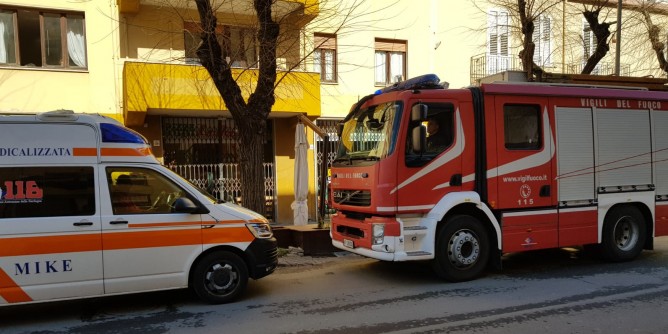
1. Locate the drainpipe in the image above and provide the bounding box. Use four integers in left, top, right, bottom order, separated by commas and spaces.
615, 0, 622, 76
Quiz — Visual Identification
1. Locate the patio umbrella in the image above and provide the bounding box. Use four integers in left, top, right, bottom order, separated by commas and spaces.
292, 122, 309, 225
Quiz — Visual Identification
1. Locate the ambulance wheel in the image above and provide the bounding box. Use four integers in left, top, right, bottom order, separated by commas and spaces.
600, 206, 646, 262
191, 251, 249, 304
433, 215, 489, 282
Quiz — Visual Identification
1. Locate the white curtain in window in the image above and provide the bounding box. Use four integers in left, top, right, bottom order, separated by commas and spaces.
389, 52, 404, 82
375, 51, 386, 83
67, 18, 86, 67
314, 51, 321, 74
0, 12, 10, 63
324, 50, 334, 81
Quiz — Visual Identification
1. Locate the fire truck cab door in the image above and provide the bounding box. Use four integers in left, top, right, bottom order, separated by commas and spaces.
493, 96, 554, 208
397, 100, 462, 211
492, 96, 558, 252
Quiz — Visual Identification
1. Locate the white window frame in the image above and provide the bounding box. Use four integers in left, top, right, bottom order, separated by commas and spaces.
487, 9, 510, 74
532, 14, 552, 66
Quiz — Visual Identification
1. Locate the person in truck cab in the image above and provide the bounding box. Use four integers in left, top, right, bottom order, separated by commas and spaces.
426, 117, 448, 152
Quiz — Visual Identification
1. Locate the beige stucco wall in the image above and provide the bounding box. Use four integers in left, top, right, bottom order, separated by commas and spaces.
0, 0, 122, 119
311, 0, 668, 123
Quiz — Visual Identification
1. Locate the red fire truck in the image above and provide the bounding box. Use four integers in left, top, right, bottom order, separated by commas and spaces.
329, 74, 668, 281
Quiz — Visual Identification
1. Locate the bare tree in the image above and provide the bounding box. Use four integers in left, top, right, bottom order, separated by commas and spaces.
637, 1, 668, 75
577, 1, 614, 74
191, 0, 388, 215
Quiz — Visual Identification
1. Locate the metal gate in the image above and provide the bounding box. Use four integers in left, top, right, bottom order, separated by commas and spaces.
162, 117, 276, 220
315, 119, 341, 218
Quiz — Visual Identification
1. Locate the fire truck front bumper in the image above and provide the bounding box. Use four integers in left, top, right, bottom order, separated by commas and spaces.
330, 214, 402, 261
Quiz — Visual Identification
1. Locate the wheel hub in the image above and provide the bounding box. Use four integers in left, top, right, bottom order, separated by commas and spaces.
207, 263, 237, 291
448, 230, 480, 268
614, 216, 639, 251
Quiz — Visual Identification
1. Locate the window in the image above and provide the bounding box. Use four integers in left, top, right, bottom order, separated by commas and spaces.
314, 33, 336, 83
406, 103, 455, 167
504, 104, 541, 150
487, 9, 509, 74
583, 22, 598, 60
532, 15, 551, 66
184, 22, 257, 68
107, 167, 193, 215
0, 167, 95, 218
375, 38, 406, 85
0, 7, 86, 68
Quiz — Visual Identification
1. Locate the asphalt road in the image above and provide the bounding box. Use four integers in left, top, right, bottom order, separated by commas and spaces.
2, 238, 668, 334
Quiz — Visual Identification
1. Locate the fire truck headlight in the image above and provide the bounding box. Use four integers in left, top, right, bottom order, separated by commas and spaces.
372, 224, 385, 245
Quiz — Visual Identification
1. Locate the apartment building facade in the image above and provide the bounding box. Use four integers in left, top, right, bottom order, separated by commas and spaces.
0, 0, 320, 224
1, 0, 666, 224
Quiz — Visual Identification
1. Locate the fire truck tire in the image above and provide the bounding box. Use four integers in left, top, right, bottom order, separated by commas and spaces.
191, 251, 249, 304
433, 215, 490, 282
600, 206, 646, 262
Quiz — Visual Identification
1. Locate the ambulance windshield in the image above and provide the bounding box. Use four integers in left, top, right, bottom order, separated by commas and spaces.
334, 101, 402, 164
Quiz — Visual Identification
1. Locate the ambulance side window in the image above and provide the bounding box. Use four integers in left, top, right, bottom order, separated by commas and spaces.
504, 104, 541, 150
107, 167, 192, 215
0, 167, 95, 218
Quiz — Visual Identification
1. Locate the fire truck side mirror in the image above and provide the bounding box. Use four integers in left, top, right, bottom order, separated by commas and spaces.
412, 125, 427, 153
411, 104, 428, 122
337, 122, 344, 138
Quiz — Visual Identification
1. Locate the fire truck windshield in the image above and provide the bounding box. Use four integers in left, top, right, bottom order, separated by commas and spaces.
334, 101, 402, 164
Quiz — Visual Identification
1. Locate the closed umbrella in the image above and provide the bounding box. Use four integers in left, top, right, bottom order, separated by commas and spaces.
292, 122, 309, 225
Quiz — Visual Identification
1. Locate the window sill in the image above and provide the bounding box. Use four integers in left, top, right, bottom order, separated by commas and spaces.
0, 65, 89, 73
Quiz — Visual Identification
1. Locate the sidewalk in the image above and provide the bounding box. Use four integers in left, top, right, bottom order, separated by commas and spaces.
277, 246, 361, 267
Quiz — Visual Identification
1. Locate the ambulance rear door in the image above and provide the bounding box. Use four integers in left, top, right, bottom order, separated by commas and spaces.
0, 164, 102, 305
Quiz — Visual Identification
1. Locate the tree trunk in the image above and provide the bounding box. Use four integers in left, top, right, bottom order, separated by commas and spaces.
237, 117, 268, 216
194, 0, 279, 216
641, 9, 668, 75
581, 8, 610, 75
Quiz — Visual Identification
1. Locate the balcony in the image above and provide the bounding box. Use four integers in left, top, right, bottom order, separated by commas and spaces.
470, 53, 630, 85
122, 61, 321, 126
117, 0, 319, 20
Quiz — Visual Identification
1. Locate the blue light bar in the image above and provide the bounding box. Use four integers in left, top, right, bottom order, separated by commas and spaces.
377, 74, 442, 94
100, 123, 148, 144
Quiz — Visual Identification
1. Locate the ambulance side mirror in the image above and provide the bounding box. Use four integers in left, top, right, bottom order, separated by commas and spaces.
412, 125, 426, 153
411, 104, 428, 122
173, 197, 200, 213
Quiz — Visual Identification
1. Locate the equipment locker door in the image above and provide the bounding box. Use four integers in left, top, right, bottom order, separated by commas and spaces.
491, 96, 558, 252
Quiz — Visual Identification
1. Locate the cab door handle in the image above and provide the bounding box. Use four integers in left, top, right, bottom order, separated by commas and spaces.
110, 220, 129, 225
73, 221, 93, 226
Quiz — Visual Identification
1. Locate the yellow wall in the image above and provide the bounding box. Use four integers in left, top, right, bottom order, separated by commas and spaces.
0, 0, 121, 119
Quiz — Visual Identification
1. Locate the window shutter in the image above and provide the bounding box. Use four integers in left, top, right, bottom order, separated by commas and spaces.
315, 34, 336, 50
375, 39, 406, 52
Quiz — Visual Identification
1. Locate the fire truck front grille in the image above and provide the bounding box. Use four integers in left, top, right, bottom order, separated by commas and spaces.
332, 190, 371, 206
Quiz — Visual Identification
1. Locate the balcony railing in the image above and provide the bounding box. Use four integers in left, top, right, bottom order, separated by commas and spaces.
470, 53, 631, 85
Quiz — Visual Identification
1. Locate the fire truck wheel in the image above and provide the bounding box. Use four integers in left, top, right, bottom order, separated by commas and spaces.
600, 206, 646, 262
433, 215, 490, 282
191, 251, 249, 304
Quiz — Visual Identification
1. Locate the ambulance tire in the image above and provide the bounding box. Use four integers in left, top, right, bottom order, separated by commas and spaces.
600, 206, 646, 262
191, 251, 249, 304
433, 215, 489, 282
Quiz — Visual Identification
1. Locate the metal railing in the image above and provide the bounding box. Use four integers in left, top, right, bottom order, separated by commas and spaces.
169, 162, 276, 220
470, 53, 631, 85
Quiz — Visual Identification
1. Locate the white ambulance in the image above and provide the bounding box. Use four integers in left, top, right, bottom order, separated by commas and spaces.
0, 110, 278, 305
